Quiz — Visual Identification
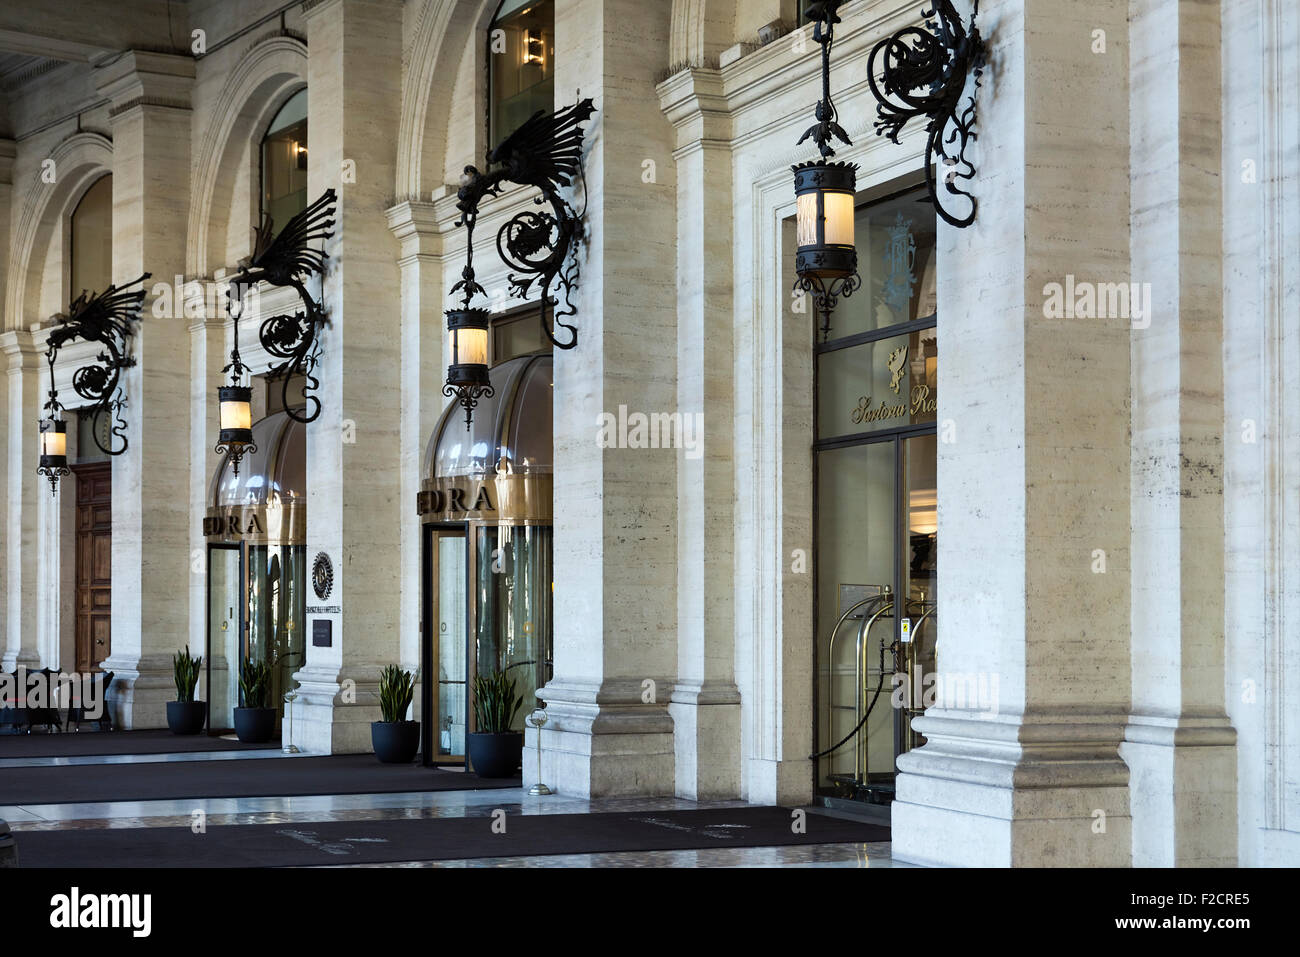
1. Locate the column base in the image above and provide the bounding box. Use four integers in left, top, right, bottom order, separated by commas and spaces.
892, 708, 1132, 867
289, 665, 382, 755
100, 653, 174, 730
669, 680, 741, 799
534, 677, 675, 798
1121, 713, 1237, 867
1, 649, 40, 672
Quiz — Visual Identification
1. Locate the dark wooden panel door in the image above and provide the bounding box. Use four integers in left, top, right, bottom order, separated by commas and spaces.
73, 462, 112, 673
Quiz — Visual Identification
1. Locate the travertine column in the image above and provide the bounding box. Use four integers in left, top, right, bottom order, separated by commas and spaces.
1122, 0, 1236, 867
892, 0, 1133, 866
535, 0, 680, 797
659, 68, 741, 800
386, 200, 446, 702
293, 0, 404, 754
0, 138, 13, 654
95, 51, 195, 728
188, 302, 226, 667
2, 330, 42, 670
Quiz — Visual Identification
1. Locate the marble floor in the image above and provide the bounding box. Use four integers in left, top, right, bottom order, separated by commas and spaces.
0, 746, 904, 867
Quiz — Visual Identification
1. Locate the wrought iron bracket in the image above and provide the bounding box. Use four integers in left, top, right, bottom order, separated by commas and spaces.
452, 98, 596, 350
226, 188, 337, 422
867, 0, 987, 227
43, 272, 151, 456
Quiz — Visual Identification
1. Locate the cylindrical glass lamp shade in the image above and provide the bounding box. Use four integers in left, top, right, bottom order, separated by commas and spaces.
218, 385, 254, 446
39, 418, 67, 467
793, 160, 858, 280
446, 308, 491, 388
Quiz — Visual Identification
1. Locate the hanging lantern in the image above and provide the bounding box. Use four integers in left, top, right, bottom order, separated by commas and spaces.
443, 307, 493, 430
794, 160, 858, 284
791, 0, 860, 340
37, 417, 70, 496
216, 384, 255, 475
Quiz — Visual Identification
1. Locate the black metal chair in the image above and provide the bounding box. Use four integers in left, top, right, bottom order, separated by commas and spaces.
24, 668, 63, 733
65, 671, 114, 732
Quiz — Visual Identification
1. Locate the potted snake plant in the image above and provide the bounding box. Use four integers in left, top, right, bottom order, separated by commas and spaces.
371, 664, 419, 763
233, 657, 276, 744
467, 670, 524, 778
166, 648, 206, 735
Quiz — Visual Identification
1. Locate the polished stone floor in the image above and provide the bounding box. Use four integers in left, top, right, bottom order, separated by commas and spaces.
0, 746, 903, 867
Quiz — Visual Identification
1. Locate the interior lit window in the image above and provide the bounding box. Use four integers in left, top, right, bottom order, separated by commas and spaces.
488, 0, 555, 152
491, 306, 551, 366
261, 88, 308, 232
69, 174, 112, 302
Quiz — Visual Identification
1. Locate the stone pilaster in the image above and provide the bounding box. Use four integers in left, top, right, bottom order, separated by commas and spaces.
94, 51, 195, 728
2, 330, 43, 670
385, 199, 445, 700
293, 0, 404, 754
189, 302, 226, 668
535, 0, 680, 797
1121, 0, 1237, 867
658, 67, 741, 800
892, 0, 1133, 866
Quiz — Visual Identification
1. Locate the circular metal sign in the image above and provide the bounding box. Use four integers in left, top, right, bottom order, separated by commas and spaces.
312, 551, 333, 600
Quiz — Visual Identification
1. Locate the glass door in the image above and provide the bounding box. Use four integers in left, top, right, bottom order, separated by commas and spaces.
244, 545, 306, 726
811, 184, 937, 804
206, 544, 242, 733
422, 526, 469, 765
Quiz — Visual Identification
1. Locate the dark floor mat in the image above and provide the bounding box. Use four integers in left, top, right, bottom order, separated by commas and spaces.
0, 753, 518, 805
0, 729, 277, 758
12, 806, 889, 867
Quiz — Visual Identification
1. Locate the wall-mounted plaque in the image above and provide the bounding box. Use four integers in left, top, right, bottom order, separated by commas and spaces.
312, 551, 333, 600
312, 619, 332, 648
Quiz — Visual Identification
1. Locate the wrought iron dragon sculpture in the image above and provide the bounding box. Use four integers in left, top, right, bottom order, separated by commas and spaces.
451, 98, 596, 351
867, 0, 986, 227
43, 272, 152, 463
226, 188, 337, 423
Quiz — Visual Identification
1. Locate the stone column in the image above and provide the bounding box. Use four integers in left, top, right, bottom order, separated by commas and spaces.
188, 298, 226, 665
658, 68, 741, 800
892, 0, 1133, 866
2, 330, 42, 670
535, 0, 680, 797
0, 137, 13, 654
95, 51, 195, 728
1122, 0, 1236, 867
293, 0, 404, 754
386, 199, 446, 703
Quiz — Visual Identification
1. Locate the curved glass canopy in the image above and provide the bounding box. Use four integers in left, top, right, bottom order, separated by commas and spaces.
425, 354, 553, 484
209, 409, 306, 510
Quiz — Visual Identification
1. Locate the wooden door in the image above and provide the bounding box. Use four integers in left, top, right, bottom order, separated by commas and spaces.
73, 462, 112, 673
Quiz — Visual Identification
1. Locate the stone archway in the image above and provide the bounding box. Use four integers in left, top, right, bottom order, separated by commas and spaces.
6, 131, 113, 331
185, 34, 307, 280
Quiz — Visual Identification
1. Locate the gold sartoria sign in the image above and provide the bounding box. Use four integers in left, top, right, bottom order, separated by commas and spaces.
852, 384, 937, 426
203, 504, 306, 545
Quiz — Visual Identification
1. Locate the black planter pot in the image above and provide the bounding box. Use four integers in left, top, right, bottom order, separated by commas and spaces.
166, 700, 206, 735
467, 731, 523, 778
233, 707, 276, 744
371, 721, 420, 764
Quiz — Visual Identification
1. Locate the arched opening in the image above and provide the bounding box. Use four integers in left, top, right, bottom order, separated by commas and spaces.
418, 354, 553, 768
488, 0, 555, 152
205, 409, 307, 737
260, 87, 308, 231
69, 173, 112, 304
66, 172, 115, 675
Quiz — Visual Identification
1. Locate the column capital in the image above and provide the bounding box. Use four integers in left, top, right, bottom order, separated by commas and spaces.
0, 329, 42, 369
93, 50, 195, 119
385, 200, 446, 260
657, 67, 733, 152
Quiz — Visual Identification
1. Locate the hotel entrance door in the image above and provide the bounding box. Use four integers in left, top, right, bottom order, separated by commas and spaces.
421, 526, 468, 765
811, 184, 937, 806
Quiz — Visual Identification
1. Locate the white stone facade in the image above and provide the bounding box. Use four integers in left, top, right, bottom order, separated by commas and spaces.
0, 0, 1294, 867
